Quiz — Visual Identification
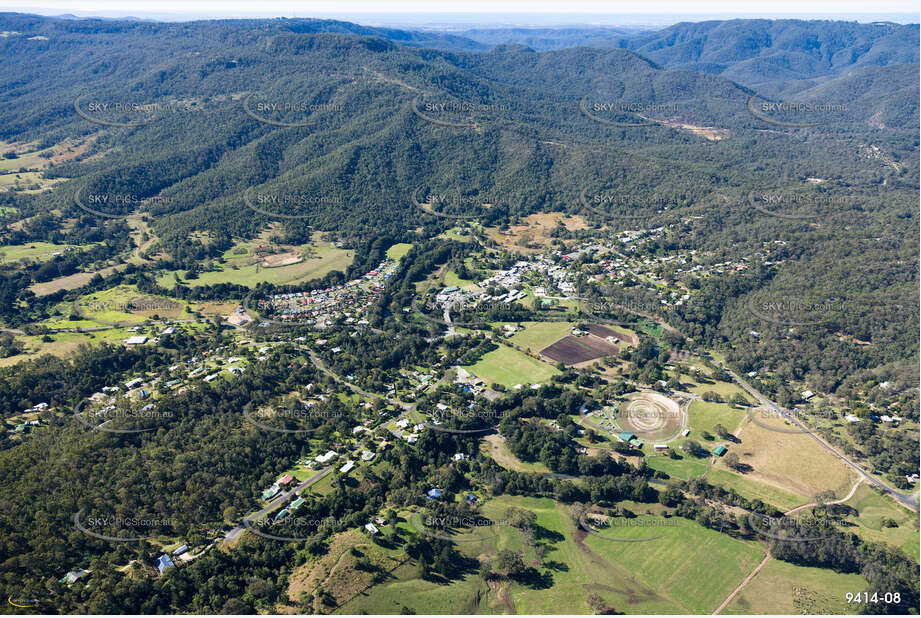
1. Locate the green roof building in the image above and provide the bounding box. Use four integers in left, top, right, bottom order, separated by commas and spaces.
713, 445, 728, 456
629, 438, 644, 449
618, 431, 637, 442
290, 497, 305, 511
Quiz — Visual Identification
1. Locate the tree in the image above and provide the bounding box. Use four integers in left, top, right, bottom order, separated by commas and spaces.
724, 452, 740, 470
682, 439, 703, 457
495, 549, 526, 577
730, 392, 749, 407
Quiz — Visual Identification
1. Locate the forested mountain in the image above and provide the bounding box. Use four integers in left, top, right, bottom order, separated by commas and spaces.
0, 12, 917, 614
0, 12, 916, 385
457, 19, 920, 98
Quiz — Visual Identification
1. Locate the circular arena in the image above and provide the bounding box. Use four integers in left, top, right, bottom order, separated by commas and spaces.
615, 391, 685, 442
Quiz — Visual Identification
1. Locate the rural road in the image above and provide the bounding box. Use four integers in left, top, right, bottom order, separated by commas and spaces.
224, 466, 332, 543
714, 476, 867, 614
721, 365, 918, 512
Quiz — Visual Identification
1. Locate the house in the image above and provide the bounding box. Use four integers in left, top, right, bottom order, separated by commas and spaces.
274, 509, 289, 522
361, 450, 375, 462
203, 373, 220, 383
629, 438, 644, 449
59, 569, 90, 585
713, 445, 728, 457
290, 497, 305, 511
316, 450, 338, 464
844, 414, 861, 423
155, 554, 175, 574
262, 484, 280, 500
426, 488, 443, 500
465, 493, 478, 503
617, 431, 637, 443
125, 335, 148, 346
173, 545, 189, 556
395, 418, 410, 430
278, 474, 295, 486
453, 453, 465, 461
654, 444, 668, 451
801, 390, 815, 400
681, 429, 691, 437
339, 460, 355, 474
125, 378, 144, 389
160, 327, 176, 335
364, 522, 380, 535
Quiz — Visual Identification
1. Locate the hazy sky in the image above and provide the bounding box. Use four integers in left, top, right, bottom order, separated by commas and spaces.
0, 0, 917, 21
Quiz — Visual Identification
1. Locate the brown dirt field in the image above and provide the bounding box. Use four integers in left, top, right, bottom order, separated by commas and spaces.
29, 265, 122, 296
194, 301, 238, 316
484, 212, 588, 252
727, 415, 857, 499
262, 251, 304, 268
540, 334, 618, 365
658, 119, 730, 141
585, 323, 639, 346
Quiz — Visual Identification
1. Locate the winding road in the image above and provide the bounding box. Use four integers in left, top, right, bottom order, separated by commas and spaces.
721, 365, 918, 512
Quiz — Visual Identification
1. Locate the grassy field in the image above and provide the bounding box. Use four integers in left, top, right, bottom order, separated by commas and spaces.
684, 378, 750, 402
726, 412, 857, 500
688, 400, 746, 438
480, 434, 551, 474
156, 240, 353, 288
444, 270, 476, 287
29, 267, 119, 296
507, 321, 575, 353
43, 285, 191, 329
724, 559, 867, 614
462, 344, 560, 388
337, 494, 765, 615
385, 243, 413, 260
645, 453, 808, 512
0, 241, 95, 264
842, 484, 920, 560
0, 328, 135, 367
